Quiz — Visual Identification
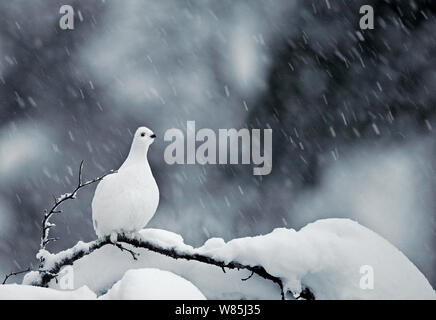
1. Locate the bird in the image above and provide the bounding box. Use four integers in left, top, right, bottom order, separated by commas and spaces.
92, 126, 159, 240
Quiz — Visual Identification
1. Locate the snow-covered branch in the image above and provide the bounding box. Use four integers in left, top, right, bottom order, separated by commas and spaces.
40, 161, 115, 255
24, 219, 436, 300
31, 233, 288, 299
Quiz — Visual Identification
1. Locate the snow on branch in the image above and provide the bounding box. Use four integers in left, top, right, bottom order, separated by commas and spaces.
32, 233, 287, 299
40, 161, 116, 254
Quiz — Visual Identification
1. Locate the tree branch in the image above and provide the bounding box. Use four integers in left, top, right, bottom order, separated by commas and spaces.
31, 233, 286, 299
19, 161, 291, 300
2, 268, 32, 285
39, 161, 116, 256
114, 243, 139, 260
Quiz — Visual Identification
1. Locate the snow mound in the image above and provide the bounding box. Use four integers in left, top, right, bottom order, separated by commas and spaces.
196, 218, 435, 299
100, 268, 206, 300
0, 284, 96, 300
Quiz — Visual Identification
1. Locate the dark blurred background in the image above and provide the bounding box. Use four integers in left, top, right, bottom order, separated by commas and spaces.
0, 0, 435, 286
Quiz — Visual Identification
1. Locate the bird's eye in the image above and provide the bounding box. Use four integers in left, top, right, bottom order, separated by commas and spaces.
140, 132, 146, 137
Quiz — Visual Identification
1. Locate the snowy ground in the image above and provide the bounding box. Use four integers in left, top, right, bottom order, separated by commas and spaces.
0, 218, 433, 300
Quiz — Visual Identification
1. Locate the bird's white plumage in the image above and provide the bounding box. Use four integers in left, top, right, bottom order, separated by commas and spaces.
92, 127, 159, 238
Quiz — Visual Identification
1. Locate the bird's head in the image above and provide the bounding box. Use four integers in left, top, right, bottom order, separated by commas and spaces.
132, 126, 156, 149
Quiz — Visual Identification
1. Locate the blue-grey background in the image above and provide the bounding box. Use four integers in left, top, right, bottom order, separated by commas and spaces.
0, 0, 435, 287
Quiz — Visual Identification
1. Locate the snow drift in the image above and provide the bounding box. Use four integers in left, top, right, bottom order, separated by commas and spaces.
0, 284, 96, 300
100, 268, 206, 300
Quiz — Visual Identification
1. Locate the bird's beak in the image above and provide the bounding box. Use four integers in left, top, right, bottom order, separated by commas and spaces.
150, 134, 156, 139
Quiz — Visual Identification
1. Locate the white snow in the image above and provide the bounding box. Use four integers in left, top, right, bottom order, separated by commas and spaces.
7, 268, 206, 300
195, 218, 435, 299
35, 241, 93, 271
0, 284, 96, 300
24, 218, 435, 300
291, 144, 435, 284
138, 228, 194, 252
100, 268, 206, 300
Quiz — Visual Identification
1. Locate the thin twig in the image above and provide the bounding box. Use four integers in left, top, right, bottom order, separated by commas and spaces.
2, 268, 31, 285
40, 161, 116, 253
114, 243, 139, 260
278, 281, 285, 300
241, 271, 254, 281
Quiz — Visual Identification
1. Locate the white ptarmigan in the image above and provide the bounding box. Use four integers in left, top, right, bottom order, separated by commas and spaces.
92, 127, 159, 239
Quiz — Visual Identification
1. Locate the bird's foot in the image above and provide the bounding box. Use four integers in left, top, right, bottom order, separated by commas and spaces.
109, 232, 118, 243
